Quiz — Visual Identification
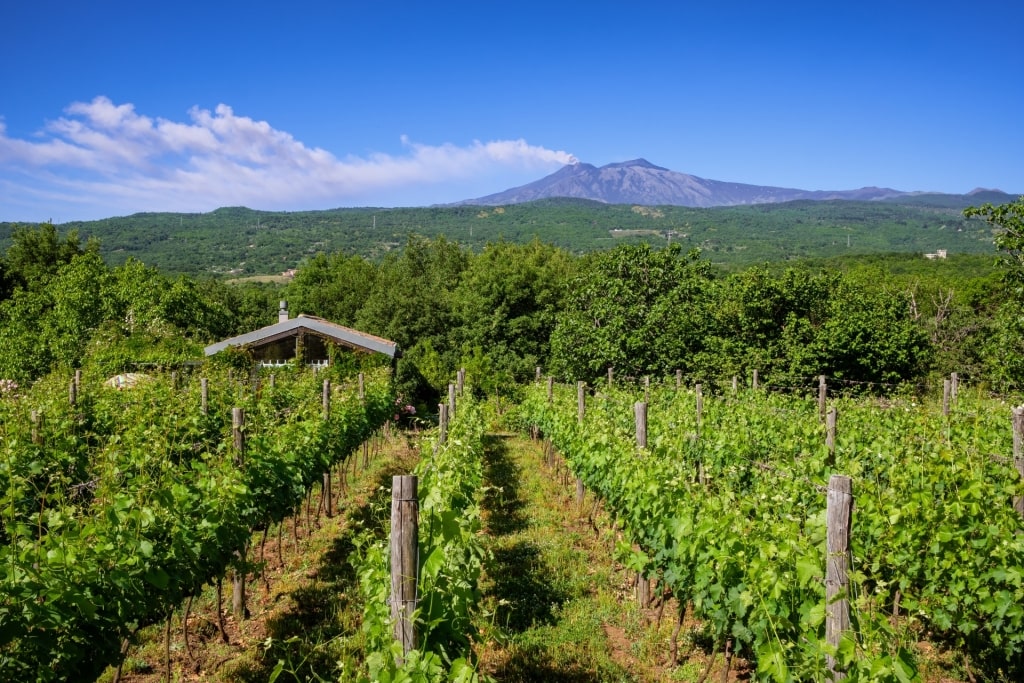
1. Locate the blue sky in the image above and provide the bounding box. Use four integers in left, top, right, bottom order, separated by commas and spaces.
2, 0, 1021, 222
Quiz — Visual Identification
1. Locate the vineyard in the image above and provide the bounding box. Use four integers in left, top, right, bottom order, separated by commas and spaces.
0, 365, 393, 681
1, 363, 1023, 682
520, 376, 1024, 681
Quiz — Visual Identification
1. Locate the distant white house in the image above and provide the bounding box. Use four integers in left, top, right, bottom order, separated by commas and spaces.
924, 249, 947, 260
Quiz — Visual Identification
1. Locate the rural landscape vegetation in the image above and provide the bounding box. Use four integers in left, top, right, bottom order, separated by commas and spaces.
0, 190, 1023, 683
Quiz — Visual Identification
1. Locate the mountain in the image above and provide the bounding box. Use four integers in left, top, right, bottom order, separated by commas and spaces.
461, 159, 1012, 208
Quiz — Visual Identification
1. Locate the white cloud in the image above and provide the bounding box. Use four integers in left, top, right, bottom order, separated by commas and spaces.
0, 96, 576, 220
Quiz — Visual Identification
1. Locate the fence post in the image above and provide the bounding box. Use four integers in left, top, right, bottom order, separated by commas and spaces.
438, 403, 448, 446
608, 367, 614, 387
30, 410, 42, 445
951, 372, 959, 403
826, 475, 852, 681
323, 380, 333, 518
676, 369, 682, 391
448, 382, 457, 419
943, 379, 951, 417
390, 475, 419, 661
826, 407, 838, 468
536, 366, 542, 382
752, 369, 759, 391
1013, 406, 1024, 517
358, 372, 365, 400
695, 383, 703, 430
819, 375, 827, 422
69, 379, 77, 407
576, 383, 586, 506
231, 407, 247, 621
634, 401, 647, 450
732, 375, 738, 394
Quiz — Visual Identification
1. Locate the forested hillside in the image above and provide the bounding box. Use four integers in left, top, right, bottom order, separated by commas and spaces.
0, 197, 1020, 401
0, 198, 1001, 276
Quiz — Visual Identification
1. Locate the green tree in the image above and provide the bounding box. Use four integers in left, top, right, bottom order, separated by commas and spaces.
285, 252, 376, 325
454, 240, 575, 384
549, 244, 715, 381
5, 223, 98, 289
965, 197, 1024, 293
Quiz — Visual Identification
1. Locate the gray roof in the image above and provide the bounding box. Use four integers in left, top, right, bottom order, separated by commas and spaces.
204, 315, 399, 358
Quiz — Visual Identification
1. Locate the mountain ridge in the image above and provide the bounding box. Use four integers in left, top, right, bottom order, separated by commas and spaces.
460, 159, 1012, 208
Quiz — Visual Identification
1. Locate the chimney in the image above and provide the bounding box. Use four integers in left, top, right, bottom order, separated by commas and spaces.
279, 300, 289, 323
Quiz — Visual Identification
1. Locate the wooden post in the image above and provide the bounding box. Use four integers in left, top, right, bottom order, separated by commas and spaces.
390, 475, 419, 660
752, 369, 759, 390
634, 401, 647, 450
536, 366, 542, 382
30, 410, 42, 445
69, 379, 77, 407
826, 407, 838, 468
457, 368, 465, 395
438, 403, 448, 446
951, 372, 959, 403
546, 376, 554, 404
676, 369, 682, 391
231, 407, 246, 620
695, 383, 703, 429
358, 372, 365, 400
732, 375, 738, 394
826, 475, 852, 681
1013, 406, 1024, 517
819, 375, 827, 422
943, 379, 951, 417
577, 382, 586, 422
74, 369, 81, 396
269, 373, 276, 388
608, 367, 614, 387
448, 382, 457, 419
323, 380, 333, 518
201, 378, 209, 416
576, 382, 586, 506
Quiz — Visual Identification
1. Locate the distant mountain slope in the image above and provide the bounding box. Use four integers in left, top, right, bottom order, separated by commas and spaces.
462, 158, 1017, 208
0, 198, 1000, 276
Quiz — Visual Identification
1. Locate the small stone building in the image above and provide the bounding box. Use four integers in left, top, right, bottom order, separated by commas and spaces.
203, 301, 398, 368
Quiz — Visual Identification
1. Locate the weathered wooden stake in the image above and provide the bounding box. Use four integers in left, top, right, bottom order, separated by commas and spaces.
201, 378, 209, 416
30, 410, 42, 445
951, 372, 959, 403
457, 368, 465, 395
358, 372, 365, 400
1013, 406, 1024, 517
269, 373, 275, 388
608, 367, 614, 386
676, 369, 682, 390
577, 382, 586, 422
752, 369, 759, 390
69, 379, 77, 406
826, 475, 852, 681
819, 375, 827, 422
577, 382, 586, 507
635, 401, 648, 450
732, 375, 738, 394
390, 475, 419, 660
536, 366, 542, 381
448, 382, 457, 418
942, 379, 951, 417
231, 407, 247, 621
826, 407, 838, 467
438, 403, 448, 446
695, 383, 703, 429
323, 380, 333, 518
